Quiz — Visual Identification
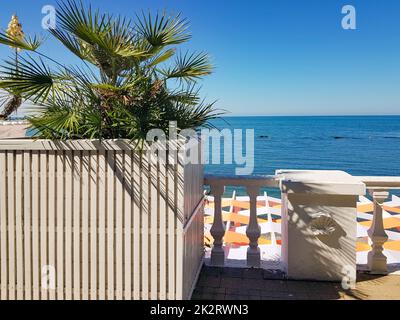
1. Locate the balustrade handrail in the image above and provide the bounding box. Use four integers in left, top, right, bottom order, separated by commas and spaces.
358, 176, 400, 190
204, 174, 279, 188
205, 174, 400, 190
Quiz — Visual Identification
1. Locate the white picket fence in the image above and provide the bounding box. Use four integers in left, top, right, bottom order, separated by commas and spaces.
0, 139, 204, 300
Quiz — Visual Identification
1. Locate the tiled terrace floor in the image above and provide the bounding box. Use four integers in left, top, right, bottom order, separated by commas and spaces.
192, 266, 400, 300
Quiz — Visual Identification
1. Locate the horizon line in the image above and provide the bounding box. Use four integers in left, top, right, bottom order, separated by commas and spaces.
222, 114, 400, 117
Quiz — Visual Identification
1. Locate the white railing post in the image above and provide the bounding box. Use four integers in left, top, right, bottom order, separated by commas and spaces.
210, 183, 226, 266
368, 190, 389, 274
246, 185, 261, 267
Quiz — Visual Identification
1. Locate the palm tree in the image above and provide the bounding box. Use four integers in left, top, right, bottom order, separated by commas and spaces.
0, 0, 222, 141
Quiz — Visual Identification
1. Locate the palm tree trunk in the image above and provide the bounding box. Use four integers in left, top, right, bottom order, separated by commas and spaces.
0, 49, 23, 120
0, 95, 22, 119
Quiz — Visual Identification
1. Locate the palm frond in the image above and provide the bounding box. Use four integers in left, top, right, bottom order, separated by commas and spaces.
0, 31, 42, 51
48, 27, 94, 62
0, 56, 58, 102
169, 84, 201, 105
148, 48, 176, 67
56, 0, 147, 70
135, 12, 191, 47
160, 52, 213, 83
28, 104, 82, 139
162, 100, 223, 130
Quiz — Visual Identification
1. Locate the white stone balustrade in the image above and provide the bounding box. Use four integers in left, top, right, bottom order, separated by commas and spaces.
209, 183, 225, 266
367, 191, 389, 274
359, 177, 400, 274
205, 174, 400, 277
246, 185, 262, 267
204, 175, 278, 268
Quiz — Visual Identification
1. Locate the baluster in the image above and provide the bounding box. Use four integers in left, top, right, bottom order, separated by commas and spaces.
368, 190, 389, 274
210, 183, 226, 266
246, 185, 261, 267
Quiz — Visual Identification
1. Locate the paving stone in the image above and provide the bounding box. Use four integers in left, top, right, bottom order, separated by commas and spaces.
259, 291, 295, 299
192, 293, 202, 300
263, 269, 286, 280
307, 292, 342, 300
220, 277, 245, 289
201, 293, 218, 300
245, 289, 263, 296
214, 294, 227, 300
241, 278, 266, 290
221, 268, 244, 278
242, 268, 264, 279
211, 287, 227, 294
198, 275, 222, 288
225, 294, 248, 300
262, 280, 288, 291
202, 266, 223, 276
286, 280, 316, 293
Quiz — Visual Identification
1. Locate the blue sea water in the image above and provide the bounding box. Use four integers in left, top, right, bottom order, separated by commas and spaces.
205, 116, 400, 195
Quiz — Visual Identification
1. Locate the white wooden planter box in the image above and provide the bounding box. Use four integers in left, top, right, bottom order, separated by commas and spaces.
0, 139, 204, 300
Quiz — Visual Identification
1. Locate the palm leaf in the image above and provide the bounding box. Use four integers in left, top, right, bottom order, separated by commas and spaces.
160, 52, 213, 83
0, 56, 58, 102
135, 12, 191, 47
0, 32, 42, 51
148, 48, 176, 67
56, 0, 147, 69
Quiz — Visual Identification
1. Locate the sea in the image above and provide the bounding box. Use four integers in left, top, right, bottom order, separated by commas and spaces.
205, 116, 400, 196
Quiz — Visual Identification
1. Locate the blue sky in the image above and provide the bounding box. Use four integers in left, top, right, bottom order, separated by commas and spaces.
1, 0, 400, 115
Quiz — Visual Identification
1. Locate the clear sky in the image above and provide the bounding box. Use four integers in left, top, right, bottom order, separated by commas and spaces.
1, 0, 400, 116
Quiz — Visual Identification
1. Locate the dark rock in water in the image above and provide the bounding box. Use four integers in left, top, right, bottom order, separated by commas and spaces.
333, 136, 362, 140
259, 135, 269, 139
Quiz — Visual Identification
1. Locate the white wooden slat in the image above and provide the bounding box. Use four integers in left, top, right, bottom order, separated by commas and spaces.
7, 151, 16, 300
40, 152, 48, 300
23, 152, 32, 300
31, 152, 40, 300
150, 153, 158, 300
98, 150, 106, 300
15, 151, 24, 300
167, 161, 176, 300
81, 151, 90, 300
48, 152, 56, 300
141, 153, 149, 300
123, 151, 132, 300
73, 151, 81, 300
107, 151, 115, 300
115, 152, 124, 300
64, 151, 73, 300
176, 224, 184, 300
56, 152, 64, 300
90, 151, 98, 300
0, 152, 8, 300
159, 162, 167, 300
132, 152, 140, 300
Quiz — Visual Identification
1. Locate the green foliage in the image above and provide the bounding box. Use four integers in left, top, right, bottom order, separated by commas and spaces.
0, 0, 223, 142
